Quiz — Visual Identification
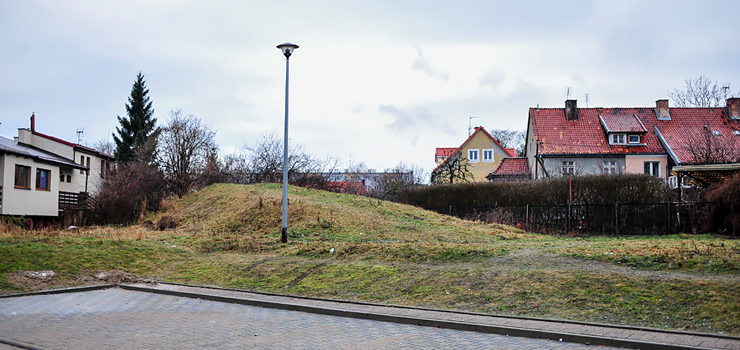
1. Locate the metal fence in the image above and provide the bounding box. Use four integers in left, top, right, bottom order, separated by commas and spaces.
433, 202, 721, 235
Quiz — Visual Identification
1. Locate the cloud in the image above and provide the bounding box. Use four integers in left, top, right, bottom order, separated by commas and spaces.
412, 48, 449, 81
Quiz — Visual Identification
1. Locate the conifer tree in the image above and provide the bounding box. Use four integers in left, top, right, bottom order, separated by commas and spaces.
113, 72, 157, 162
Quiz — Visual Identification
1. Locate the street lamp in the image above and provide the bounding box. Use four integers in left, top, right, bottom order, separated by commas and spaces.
277, 42, 298, 243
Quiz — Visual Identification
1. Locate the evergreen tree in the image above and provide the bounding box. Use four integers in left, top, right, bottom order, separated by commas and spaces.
113, 72, 157, 162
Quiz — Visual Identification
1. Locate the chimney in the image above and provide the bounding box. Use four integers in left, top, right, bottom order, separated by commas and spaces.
565, 99, 578, 121
727, 98, 740, 119
30, 113, 35, 131
656, 99, 671, 120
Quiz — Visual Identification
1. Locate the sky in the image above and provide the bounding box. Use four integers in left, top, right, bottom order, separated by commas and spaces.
2, 0, 739, 177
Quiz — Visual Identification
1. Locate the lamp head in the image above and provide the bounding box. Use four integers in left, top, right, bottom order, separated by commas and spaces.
276, 42, 299, 58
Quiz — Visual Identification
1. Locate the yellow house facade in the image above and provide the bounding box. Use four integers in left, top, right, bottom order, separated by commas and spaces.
433, 127, 514, 183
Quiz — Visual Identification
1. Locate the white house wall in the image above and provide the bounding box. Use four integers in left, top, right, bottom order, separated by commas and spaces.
17, 129, 75, 160
2, 154, 59, 216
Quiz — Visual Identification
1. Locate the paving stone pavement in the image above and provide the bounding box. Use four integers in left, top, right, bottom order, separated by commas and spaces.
0, 287, 622, 350
132, 282, 740, 350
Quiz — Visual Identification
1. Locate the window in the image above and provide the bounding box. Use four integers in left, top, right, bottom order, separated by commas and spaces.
80, 155, 85, 174
14, 165, 31, 189
482, 149, 494, 162
611, 134, 625, 145
668, 176, 678, 189
36, 168, 51, 191
562, 161, 574, 176
644, 161, 660, 177
628, 135, 640, 144
602, 161, 618, 174
66, 175, 72, 183
59, 172, 65, 182
468, 149, 479, 162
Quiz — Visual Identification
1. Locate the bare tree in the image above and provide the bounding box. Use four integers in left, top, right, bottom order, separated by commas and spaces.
431, 154, 473, 184
669, 76, 738, 107
489, 129, 526, 156
369, 162, 421, 201
157, 109, 217, 197
92, 139, 115, 155
687, 127, 740, 165
242, 133, 339, 188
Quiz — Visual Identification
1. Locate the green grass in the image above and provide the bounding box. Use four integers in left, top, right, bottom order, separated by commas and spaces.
1, 183, 739, 336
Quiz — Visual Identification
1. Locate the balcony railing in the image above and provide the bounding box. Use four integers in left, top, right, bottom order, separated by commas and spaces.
59, 191, 88, 210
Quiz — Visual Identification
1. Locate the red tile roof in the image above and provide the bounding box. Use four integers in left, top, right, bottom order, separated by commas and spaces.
599, 113, 647, 133
435, 147, 457, 158
326, 181, 368, 196
530, 107, 665, 155
653, 108, 740, 164
504, 148, 516, 157
530, 105, 740, 165
489, 157, 530, 175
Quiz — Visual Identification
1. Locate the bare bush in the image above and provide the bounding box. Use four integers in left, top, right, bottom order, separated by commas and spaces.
222, 133, 339, 189
90, 162, 168, 224
706, 172, 740, 236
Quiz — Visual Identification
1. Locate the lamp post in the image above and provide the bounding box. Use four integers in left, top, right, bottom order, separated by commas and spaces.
277, 42, 298, 243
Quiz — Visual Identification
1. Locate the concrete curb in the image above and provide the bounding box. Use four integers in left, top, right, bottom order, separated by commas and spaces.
119, 284, 721, 350
0, 337, 46, 350
157, 281, 740, 344
0, 284, 114, 299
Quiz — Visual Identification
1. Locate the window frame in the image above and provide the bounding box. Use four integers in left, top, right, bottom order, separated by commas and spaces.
628, 135, 640, 144
561, 161, 575, 176
644, 161, 660, 177
481, 149, 494, 163
467, 149, 480, 163
36, 168, 51, 191
602, 161, 618, 174
14, 165, 31, 189
610, 134, 626, 145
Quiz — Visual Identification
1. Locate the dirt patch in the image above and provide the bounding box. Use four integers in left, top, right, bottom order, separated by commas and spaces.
94, 270, 155, 284
2, 270, 156, 295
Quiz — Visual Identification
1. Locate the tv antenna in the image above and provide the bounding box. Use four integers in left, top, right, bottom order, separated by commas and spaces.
723, 82, 731, 94
585, 93, 589, 108
566, 87, 571, 100
76, 128, 84, 144
468, 116, 480, 136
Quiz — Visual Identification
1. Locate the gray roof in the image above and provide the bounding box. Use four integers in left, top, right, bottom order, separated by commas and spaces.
0, 136, 86, 169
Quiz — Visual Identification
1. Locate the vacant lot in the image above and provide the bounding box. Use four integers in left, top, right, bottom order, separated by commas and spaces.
2, 183, 738, 335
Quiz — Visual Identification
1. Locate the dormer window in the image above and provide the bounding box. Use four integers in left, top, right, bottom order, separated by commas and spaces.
628, 135, 640, 144
611, 134, 625, 145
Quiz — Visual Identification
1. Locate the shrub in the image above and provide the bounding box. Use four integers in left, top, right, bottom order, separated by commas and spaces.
705, 172, 740, 236
399, 174, 674, 210
90, 162, 169, 224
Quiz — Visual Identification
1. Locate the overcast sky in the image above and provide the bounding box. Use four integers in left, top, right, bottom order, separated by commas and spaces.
2, 0, 739, 176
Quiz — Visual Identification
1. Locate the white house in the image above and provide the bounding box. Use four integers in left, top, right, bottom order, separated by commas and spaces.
0, 114, 114, 217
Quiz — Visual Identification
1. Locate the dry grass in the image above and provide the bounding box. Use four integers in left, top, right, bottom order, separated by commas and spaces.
2, 183, 739, 335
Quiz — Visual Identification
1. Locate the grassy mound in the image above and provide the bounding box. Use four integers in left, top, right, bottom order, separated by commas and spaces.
1, 183, 739, 335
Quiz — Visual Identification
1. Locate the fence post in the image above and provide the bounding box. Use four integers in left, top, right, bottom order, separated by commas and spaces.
525, 204, 529, 228
567, 204, 572, 232
449, 205, 452, 216
614, 203, 620, 236
666, 202, 671, 235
